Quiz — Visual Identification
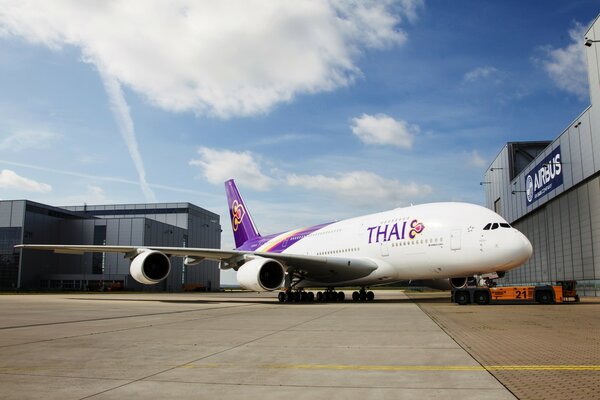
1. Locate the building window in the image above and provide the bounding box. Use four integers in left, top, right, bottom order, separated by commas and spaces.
92, 225, 106, 275
0, 227, 21, 289
494, 198, 501, 214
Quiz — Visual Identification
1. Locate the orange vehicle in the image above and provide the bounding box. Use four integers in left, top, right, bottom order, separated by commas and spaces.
452, 281, 579, 305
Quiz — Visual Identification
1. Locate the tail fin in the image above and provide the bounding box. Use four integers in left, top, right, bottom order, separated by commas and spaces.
224, 179, 261, 248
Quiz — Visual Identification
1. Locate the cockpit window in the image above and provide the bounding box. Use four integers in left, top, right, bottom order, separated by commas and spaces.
483, 223, 491, 230
491, 223, 499, 230
500, 223, 511, 228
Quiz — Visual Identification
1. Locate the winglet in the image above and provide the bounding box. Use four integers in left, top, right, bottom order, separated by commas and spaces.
224, 179, 260, 248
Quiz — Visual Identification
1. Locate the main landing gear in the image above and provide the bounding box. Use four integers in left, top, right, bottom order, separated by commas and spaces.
277, 288, 375, 303
351, 288, 375, 302
277, 288, 344, 303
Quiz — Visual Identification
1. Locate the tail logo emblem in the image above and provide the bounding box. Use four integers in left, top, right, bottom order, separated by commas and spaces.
231, 200, 245, 232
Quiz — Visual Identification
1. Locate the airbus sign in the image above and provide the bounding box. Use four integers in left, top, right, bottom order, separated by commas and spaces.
525, 146, 563, 205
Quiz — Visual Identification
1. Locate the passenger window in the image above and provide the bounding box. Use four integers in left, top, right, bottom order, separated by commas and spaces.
491, 223, 499, 230
483, 223, 491, 230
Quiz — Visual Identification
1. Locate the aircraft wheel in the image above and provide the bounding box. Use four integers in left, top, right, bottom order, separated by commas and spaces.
352, 291, 359, 301
337, 291, 345, 302
367, 291, 374, 301
278, 292, 285, 303
307, 292, 315, 302
285, 292, 293, 302
300, 292, 308, 302
316, 292, 323, 302
359, 291, 367, 301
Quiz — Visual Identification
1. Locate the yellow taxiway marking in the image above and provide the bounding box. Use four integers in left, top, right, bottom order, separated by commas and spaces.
179, 364, 600, 371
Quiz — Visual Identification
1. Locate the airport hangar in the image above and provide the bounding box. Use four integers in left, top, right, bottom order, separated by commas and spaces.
0, 201, 221, 291
484, 16, 600, 297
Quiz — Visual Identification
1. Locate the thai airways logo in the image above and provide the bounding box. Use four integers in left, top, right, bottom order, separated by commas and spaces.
367, 218, 425, 243
231, 200, 245, 232
409, 219, 425, 239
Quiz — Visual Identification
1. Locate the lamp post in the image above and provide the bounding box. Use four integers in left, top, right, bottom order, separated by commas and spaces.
585, 38, 600, 47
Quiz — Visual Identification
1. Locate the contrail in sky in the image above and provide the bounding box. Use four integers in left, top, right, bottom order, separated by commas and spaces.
98, 69, 157, 203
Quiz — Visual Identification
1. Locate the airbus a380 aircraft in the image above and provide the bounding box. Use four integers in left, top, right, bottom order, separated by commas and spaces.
17, 179, 532, 302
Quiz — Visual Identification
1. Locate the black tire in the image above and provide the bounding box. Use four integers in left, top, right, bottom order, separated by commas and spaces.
474, 291, 489, 305
359, 291, 367, 301
316, 292, 323, 302
300, 292, 307, 302
455, 291, 469, 305
367, 291, 375, 301
537, 290, 552, 304
278, 292, 285, 303
307, 292, 315, 302
337, 291, 345, 301
352, 291, 359, 301
285, 292, 293, 302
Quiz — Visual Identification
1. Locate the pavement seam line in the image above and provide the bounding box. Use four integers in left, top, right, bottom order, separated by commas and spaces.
0, 304, 264, 349
409, 295, 519, 400
0, 303, 257, 330
78, 304, 346, 399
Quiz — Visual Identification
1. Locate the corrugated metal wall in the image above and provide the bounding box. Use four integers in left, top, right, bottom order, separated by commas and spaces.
505, 176, 600, 295
485, 16, 600, 295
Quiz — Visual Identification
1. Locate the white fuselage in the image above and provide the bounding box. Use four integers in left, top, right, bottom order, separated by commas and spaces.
255, 202, 532, 287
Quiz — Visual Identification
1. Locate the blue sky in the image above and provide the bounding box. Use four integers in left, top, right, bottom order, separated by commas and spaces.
0, 0, 598, 256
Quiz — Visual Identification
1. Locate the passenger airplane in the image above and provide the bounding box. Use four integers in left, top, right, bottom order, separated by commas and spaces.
16, 179, 532, 302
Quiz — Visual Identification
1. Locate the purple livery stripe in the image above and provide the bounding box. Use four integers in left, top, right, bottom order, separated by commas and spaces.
254, 222, 333, 253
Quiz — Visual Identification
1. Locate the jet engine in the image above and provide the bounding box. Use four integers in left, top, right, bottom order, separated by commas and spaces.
130, 250, 171, 285
236, 257, 285, 291
450, 277, 477, 289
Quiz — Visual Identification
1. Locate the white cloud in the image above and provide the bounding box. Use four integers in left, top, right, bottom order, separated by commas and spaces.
256, 133, 318, 146
0, 130, 61, 151
57, 185, 110, 206
190, 147, 273, 190
463, 66, 501, 83
469, 150, 486, 167
351, 113, 418, 148
0, 0, 422, 118
539, 22, 589, 99
0, 169, 51, 192
286, 171, 431, 207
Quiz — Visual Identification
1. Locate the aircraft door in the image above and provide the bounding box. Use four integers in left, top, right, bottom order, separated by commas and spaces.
450, 230, 461, 250
380, 243, 389, 257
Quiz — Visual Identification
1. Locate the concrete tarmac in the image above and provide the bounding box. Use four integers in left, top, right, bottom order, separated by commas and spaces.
0, 291, 514, 400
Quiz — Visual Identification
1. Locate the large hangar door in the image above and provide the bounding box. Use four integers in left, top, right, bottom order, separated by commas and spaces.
450, 230, 461, 250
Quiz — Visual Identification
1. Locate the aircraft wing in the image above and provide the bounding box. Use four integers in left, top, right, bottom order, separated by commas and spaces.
15, 245, 378, 283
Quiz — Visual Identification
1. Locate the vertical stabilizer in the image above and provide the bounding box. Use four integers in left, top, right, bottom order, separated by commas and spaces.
224, 179, 261, 248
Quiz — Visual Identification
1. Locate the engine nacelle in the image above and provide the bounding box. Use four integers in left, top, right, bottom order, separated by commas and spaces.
130, 250, 171, 285
450, 277, 477, 289
236, 257, 285, 291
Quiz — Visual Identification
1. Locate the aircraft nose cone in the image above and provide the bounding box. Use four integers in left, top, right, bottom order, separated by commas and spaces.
514, 230, 533, 264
